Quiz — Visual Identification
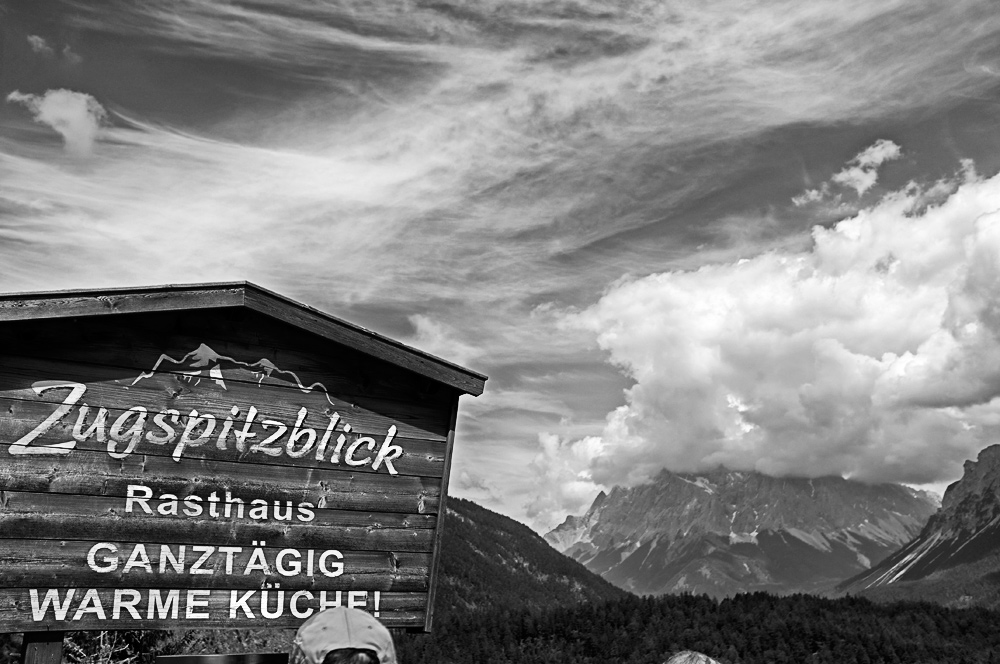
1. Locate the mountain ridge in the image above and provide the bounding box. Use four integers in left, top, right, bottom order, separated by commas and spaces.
546, 467, 938, 597
839, 443, 1000, 607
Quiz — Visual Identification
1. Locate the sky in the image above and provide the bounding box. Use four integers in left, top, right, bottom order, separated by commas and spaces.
5, 0, 1000, 532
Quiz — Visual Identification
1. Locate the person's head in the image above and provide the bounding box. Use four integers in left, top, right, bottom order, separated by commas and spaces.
289, 607, 397, 664
322, 649, 379, 664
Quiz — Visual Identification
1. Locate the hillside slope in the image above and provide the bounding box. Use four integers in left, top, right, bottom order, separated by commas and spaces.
435, 497, 628, 620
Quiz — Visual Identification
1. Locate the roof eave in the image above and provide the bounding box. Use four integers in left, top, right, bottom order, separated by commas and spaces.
0, 282, 486, 397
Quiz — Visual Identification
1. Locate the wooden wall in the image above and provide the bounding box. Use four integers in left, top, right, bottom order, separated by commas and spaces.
0, 309, 459, 631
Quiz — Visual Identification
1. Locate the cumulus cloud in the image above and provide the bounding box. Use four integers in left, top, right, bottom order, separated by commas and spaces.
6, 89, 106, 155
27, 35, 54, 56
794, 140, 902, 205
526, 432, 607, 528
832, 139, 903, 195
548, 159, 1000, 505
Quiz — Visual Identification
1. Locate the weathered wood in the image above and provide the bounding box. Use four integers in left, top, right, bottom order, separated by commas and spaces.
0, 282, 486, 396
0, 514, 434, 553
0, 540, 431, 591
0, 283, 484, 635
0, 359, 450, 443
0, 347, 454, 424
0, 489, 434, 527
0, 453, 441, 514
0, 588, 427, 631
0, 330, 456, 408
0, 487, 433, 527
20, 630, 63, 664
0, 286, 244, 321
0, 401, 447, 479
423, 398, 459, 633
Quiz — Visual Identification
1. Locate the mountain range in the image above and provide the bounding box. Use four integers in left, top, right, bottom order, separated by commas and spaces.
545, 468, 939, 597
839, 444, 1000, 608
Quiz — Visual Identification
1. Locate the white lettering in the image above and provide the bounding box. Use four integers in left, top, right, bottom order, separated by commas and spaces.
113, 589, 142, 620
244, 543, 271, 575
252, 419, 287, 456
189, 546, 215, 575
275, 549, 301, 577
319, 550, 344, 578
260, 590, 284, 619
285, 408, 316, 458
345, 436, 375, 467
146, 409, 180, 445
173, 410, 216, 462
372, 426, 402, 475
186, 589, 211, 619
29, 588, 75, 621
73, 405, 109, 444
232, 406, 258, 453
160, 545, 185, 573
290, 590, 314, 619
217, 546, 241, 575
73, 588, 106, 621
230, 590, 255, 619
183, 495, 203, 517
215, 406, 240, 450
13, 379, 406, 469
157, 494, 179, 516
86, 542, 118, 573
319, 590, 341, 611
108, 406, 147, 459
297, 502, 316, 522
125, 485, 153, 514
123, 544, 152, 574
314, 413, 340, 461
9, 381, 86, 455
148, 589, 180, 620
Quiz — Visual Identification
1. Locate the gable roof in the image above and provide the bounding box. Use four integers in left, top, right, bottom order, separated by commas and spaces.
0, 281, 486, 396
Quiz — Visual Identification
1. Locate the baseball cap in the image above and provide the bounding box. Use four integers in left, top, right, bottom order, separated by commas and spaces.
290, 607, 397, 664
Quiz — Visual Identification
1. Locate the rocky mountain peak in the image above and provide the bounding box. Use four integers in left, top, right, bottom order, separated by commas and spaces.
840, 444, 1000, 596
939, 444, 1000, 515
546, 466, 937, 597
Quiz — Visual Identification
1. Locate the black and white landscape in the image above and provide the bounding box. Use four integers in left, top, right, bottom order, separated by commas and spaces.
546, 469, 938, 596
7, 0, 1000, 662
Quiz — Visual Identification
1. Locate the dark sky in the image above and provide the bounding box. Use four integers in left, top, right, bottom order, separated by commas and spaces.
4, 0, 1000, 530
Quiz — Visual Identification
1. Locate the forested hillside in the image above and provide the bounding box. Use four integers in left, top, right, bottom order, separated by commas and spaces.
434, 497, 626, 620
399, 592, 1000, 664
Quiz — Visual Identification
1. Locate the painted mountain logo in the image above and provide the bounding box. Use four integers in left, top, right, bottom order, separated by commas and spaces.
132, 343, 337, 405
7, 344, 404, 473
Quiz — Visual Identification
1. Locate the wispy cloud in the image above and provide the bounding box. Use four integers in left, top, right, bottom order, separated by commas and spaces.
5, 0, 1000, 530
